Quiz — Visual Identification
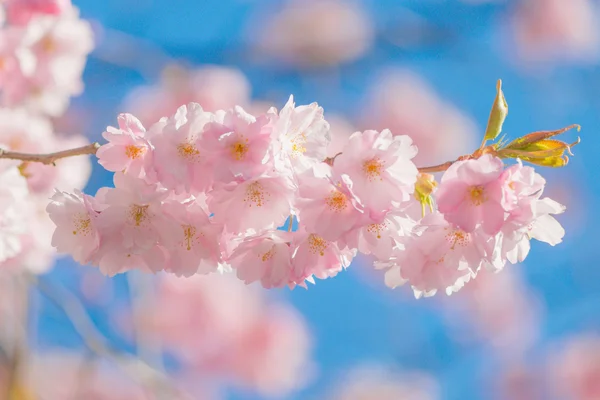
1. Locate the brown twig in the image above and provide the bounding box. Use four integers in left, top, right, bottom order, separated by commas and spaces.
0, 143, 100, 165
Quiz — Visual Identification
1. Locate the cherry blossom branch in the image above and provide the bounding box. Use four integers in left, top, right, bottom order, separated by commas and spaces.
0, 143, 101, 165
29, 275, 189, 400
416, 161, 455, 173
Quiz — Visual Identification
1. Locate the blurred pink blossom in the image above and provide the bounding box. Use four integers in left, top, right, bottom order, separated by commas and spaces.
123, 65, 252, 126
324, 365, 438, 400
445, 267, 541, 354
142, 273, 314, 397
509, 0, 600, 67
361, 70, 477, 166
548, 334, 600, 400
251, 0, 374, 68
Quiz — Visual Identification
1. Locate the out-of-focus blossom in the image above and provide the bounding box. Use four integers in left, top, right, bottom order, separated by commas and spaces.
5, 0, 71, 25
142, 273, 314, 397
326, 115, 355, 158
361, 70, 477, 165
2, 6, 94, 116
548, 334, 600, 400
123, 65, 252, 126
251, 0, 374, 68
324, 365, 438, 400
22, 352, 151, 400
510, 0, 600, 67
444, 267, 541, 354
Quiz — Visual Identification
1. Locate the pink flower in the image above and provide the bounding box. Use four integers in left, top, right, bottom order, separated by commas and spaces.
326, 366, 439, 400
333, 129, 418, 212
96, 114, 152, 178
92, 173, 178, 275
378, 213, 493, 298
161, 201, 223, 277
149, 103, 215, 193
202, 106, 274, 183
123, 64, 252, 126
208, 175, 294, 234
361, 70, 477, 165
496, 197, 565, 266
548, 335, 600, 400
271, 95, 330, 173
295, 171, 363, 241
253, 0, 374, 68
228, 230, 294, 288
436, 154, 508, 235
2, 7, 94, 116
341, 210, 415, 261
46, 189, 99, 264
510, 0, 600, 67
225, 305, 314, 396
290, 228, 356, 287
5, 0, 72, 25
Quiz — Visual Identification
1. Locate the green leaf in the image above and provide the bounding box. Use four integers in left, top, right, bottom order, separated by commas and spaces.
483, 79, 508, 142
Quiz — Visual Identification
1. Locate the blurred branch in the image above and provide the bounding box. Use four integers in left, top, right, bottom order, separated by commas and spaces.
5, 275, 30, 400
0, 143, 100, 166
29, 275, 189, 400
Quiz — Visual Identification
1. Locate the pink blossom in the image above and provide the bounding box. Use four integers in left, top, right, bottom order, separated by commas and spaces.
253, 0, 374, 68
436, 154, 507, 235
46, 189, 99, 264
289, 228, 356, 287
2, 8, 94, 116
202, 106, 274, 183
295, 172, 363, 241
341, 210, 415, 261
5, 0, 72, 25
333, 129, 418, 212
326, 366, 439, 400
378, 213, 493, 298
548, 335, 600, 400
208, 175, 294, 234
361, 70, 477, 165
161, 201, 223, 277
510, 0, 600, 67
149, 103, 215, 193
144, 273, 313, 396
224, 305, 314, 396
123, 64, 251, 126
228, 230, 294, 288
271, 95, 330, 173
496, 197, 565, 267
96, 114, 152, 177
92, 173, 178, 275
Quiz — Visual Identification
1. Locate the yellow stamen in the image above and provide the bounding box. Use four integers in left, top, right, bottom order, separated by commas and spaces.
230, 138, 249, 161
125, 145, 145, 159
128, 205, 149, 226
326, 190, 347, 212
177, 142, 200, 161
244, 181, 268, 207
468, 185, 486, 206
308, 234, 328, 256
362, 157, 385, 181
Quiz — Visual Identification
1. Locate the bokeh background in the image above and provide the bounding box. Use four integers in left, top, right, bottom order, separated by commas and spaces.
8, 0, 600, 399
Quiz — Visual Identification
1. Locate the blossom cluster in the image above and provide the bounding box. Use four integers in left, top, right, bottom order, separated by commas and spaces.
48, 86, 572, 297
0, 0, 93, 274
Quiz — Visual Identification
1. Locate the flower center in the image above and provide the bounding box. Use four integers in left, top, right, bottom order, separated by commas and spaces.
125, 145, 145, 160
468, 185, 486, 206
308, 234, 328, 256
128, 205, 150, 227
362, 157, 384, 181
177, 142, 200, 161
230, 139, 249, 161
182, 224, 197, 251
366, 222, 387, 239
290, 133, 307, 158
244, 181, 268, 207
260, 246, 275, 262
325, 190, 347, 212
72, 213, 92, 236
445, 229, 470, 250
